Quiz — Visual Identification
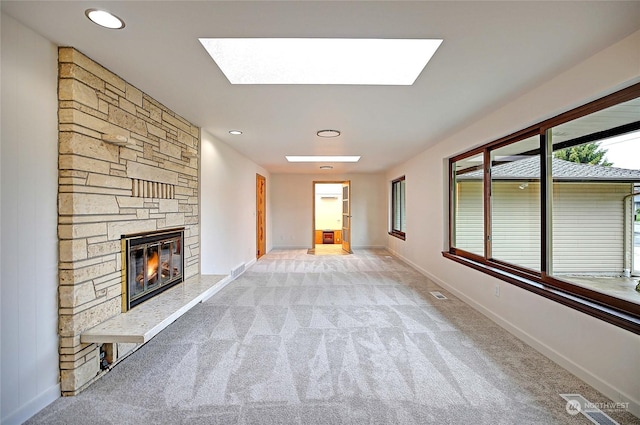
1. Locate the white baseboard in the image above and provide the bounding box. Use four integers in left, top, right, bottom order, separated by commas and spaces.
387, 248, 640, 419
245, 258, 257, 269
2, 383, 60, 425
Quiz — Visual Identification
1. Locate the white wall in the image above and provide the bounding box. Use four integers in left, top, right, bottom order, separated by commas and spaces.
315, 183, 343, 230
271, 174, 387, 249
315, 196, 342, 230
315, 183, 342, 230
1, 13, 61, 425
386, 30, 640, 417
200, 130, 270, 274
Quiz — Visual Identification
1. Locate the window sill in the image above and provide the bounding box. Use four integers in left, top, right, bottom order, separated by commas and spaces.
389, 231, 406, 241
442, 251, 640, 335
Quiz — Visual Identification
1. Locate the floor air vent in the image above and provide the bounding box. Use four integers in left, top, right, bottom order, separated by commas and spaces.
430, 291, 447, 300
231, 263, 245, 279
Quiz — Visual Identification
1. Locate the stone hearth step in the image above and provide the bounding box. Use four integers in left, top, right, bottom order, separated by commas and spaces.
81, 274, 230, 344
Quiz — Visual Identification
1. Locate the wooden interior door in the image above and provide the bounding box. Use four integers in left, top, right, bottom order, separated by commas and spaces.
341, 181, 351, 253
256, 174, 266, 259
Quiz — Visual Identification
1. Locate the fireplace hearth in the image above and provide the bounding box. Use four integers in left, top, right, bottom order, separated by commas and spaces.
122, 228, 184, 311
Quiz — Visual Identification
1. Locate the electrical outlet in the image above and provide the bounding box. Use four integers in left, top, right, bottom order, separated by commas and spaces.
494, 284, 500, 298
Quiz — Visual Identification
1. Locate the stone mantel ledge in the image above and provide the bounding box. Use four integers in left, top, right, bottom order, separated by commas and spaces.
81, 274, 229, 344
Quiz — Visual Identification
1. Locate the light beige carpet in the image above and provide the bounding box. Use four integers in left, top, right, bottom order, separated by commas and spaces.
307, 245, 350, 256
26, 249, 638, 424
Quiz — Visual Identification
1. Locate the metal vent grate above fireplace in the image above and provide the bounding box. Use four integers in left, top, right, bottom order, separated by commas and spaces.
121, 228, 185, 312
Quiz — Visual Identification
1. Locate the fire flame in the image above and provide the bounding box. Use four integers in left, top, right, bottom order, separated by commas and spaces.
147, 251, 159, 278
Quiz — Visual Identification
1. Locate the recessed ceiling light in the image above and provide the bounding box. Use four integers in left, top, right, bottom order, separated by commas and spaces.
317, 130, 341, 138
229, 130, 243, 135
286, 156, 361, 163
319, 165, 334, 170
199, 38, 443, 85
85, 9, 125, 29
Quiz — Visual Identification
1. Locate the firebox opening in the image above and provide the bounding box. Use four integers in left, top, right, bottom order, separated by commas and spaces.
122, 228, 185, 312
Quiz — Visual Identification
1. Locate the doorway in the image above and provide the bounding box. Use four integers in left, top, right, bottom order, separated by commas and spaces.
312, 181, 351, 254
256, 174, 266, 259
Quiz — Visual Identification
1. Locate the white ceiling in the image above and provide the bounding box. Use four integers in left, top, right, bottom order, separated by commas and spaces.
3, 1, 639, 174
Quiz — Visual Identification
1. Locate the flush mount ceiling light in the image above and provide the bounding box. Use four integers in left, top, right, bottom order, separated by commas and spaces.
85, 9, 125, 29
319, 165, 334, 170
199, 38, 442, 85
229, 130, 243, 135
317, 130, 341, 138
286, 156, 361, 162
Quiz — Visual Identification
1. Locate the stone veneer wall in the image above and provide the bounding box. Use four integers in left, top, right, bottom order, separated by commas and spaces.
57, 47, 200, 394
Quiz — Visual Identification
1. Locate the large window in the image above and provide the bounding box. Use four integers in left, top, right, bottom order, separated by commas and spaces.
446, 83, 640, 334
391, 176, 406, 240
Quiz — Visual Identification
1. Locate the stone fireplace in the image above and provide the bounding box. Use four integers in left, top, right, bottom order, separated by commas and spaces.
57, 47, 200, 395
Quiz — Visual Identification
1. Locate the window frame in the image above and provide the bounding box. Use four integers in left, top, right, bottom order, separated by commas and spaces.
390, 176, 406, 240
444, 82, 640, 335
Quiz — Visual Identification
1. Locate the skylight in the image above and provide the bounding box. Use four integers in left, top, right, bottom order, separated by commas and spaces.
286, 156, 361, 162
198, 38, 442, 85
